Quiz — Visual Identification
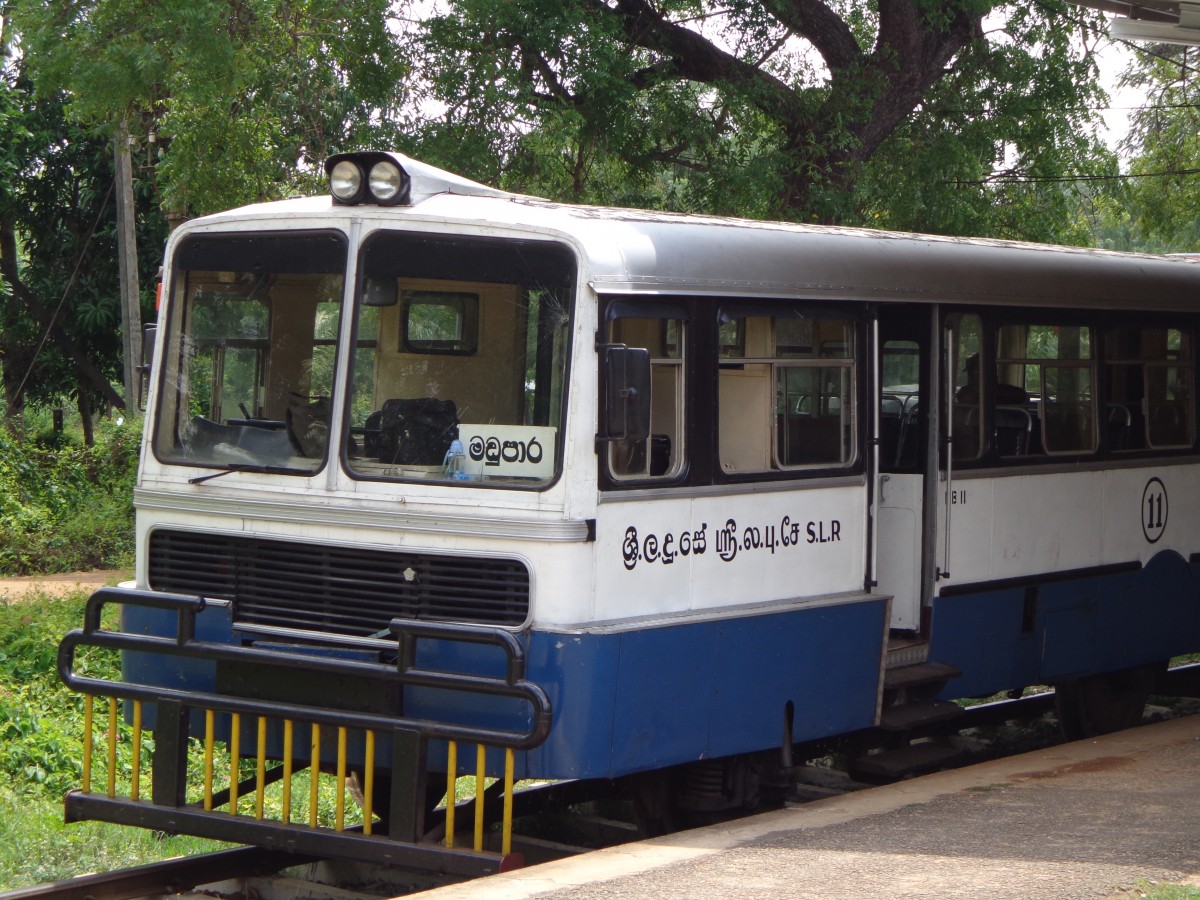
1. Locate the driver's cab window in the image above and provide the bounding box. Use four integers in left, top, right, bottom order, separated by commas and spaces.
606, 312, 686, 480
153, 232, 347, 474
344, 232, 575, 487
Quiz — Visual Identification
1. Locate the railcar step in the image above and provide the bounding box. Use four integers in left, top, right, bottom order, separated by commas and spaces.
878, 699, 963, 732
885, 636, 929, 668
883, 661, 962, 691
852, 742, 964, 781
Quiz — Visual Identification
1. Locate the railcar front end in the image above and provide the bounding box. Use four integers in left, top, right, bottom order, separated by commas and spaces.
57, 152, 1200, 865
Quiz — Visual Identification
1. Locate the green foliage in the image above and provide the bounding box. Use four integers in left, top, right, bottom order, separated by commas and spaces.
0, 593, 102, 798
0, 53, 165, 416
13, 0, 413, 217
1132, 882, 1200, 900
1118, 44, 1200, 252
0, 794, 222, 890
0, 418, 138, 575
401, 0, 1112, 238
0, 592, 224, 889
858, 3, 1114, 242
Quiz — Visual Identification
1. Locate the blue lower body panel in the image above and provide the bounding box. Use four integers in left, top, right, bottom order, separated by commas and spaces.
119, 595, 890, 781
930, 550, 1200, 700
514, 598, 889, 779
355, 597, 889, 779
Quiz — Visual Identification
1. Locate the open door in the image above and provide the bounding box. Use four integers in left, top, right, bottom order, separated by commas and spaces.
873, 306, 935, 632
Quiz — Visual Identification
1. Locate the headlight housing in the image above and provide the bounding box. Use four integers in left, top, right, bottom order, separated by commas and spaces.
329, 160, 365, 203
324, 153, 412, 206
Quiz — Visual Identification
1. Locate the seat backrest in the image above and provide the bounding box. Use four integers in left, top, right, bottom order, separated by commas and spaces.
994, 405, 1031, 457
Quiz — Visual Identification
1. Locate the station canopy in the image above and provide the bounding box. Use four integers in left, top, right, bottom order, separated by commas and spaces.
1076, 1, 1200, 46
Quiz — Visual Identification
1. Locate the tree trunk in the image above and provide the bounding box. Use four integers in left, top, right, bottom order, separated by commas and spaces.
77, 385, 95, 447
0, 207, 126, 411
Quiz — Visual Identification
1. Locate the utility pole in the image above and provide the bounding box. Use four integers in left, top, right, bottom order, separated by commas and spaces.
114, 116, 141, 409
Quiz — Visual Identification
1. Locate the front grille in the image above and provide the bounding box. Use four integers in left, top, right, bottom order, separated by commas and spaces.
148, 530, 530, 637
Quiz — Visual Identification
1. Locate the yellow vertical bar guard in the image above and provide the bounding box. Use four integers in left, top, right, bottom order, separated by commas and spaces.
474, 744, 486, 852
445, 741, 457, 848
131, 701, 143, 801
309, 723, 320, 828
106, 698, 118, 797
81, 696, 93, 796
282, 719, 293, 824
502, 747, 515, 856
255, 716, 267, 819
335, 726, 347, 831
203, 709, 215, 811
229, 712, 241, 814
363, 730, 375, 836
82, 695, 94, 794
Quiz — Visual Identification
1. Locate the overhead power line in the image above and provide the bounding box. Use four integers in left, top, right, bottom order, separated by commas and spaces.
949, 168, 1200, 185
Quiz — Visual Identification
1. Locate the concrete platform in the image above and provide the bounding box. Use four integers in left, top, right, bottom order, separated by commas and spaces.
420, 715, 1200, 899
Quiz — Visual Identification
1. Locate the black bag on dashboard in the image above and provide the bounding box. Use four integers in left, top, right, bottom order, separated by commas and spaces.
367, 398, 458, 465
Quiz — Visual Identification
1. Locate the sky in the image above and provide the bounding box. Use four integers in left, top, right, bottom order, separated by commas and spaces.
1095, 34, 1141, 156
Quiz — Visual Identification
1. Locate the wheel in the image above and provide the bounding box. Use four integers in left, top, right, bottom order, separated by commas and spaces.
1054, 662, 1163, 740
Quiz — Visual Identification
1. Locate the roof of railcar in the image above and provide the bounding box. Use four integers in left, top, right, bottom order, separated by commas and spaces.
184, 167, 1200, 314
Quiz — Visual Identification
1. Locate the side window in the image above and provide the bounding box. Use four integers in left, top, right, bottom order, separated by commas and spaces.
949, 314, 983, 462
719, 310, 856, 473
998, 323, 1095, 456
606, 314, 686, 480
403, 291, 479, 354
1105, 326, 1194, 450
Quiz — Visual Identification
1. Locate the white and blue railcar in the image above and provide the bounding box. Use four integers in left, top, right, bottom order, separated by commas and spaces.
61, 152, 1200, 860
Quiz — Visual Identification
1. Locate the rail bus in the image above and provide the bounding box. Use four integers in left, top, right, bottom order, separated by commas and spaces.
59, 151, 1200, 870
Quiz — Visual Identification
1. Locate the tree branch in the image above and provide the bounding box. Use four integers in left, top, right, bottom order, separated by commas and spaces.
758, 0, 864, 73
589, 0, 803, 120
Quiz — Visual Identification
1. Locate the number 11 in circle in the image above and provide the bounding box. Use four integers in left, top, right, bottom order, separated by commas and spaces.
1142, 477, 1167, 544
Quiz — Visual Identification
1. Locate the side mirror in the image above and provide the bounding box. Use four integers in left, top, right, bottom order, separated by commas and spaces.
363, 276, 398, 307
137, 323, 157, 411
603, 346, 651, 442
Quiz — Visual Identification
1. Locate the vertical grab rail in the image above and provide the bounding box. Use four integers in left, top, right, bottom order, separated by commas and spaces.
867, 316, 882, 591
940, 322, 955, 581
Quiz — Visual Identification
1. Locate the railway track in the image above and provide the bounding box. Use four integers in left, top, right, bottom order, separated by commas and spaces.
6, 664, 1198, 900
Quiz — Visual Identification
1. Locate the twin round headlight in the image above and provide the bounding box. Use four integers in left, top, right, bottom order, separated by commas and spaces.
326, 154, 411, 206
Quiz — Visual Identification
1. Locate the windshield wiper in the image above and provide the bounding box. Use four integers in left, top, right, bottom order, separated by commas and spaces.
188, 464, 311, 485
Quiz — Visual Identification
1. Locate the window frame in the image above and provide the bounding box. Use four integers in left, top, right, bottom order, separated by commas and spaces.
341, 230, 578, 492
716, 303, 861, 478
1104, 322, 1195, 452
602, 300, 689, 484
995, 321, 1097, 458
946, 307, 1199, 470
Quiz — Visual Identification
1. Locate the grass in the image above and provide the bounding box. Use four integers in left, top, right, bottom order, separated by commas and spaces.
1128, 882, 1200, 900
0, 588, 233, 890
0, 586, 429, 889
0, 794, 223, 890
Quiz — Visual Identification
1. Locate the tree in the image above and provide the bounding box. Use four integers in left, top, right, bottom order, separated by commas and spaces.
12, 0, 413, 219
0, 49, 165, 435
402, 0, 1114, 237
6, 0, 412, 430
1118, 43, 1200, 252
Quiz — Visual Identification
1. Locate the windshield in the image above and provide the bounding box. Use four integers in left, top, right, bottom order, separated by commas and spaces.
344, 232, 575, 487
153, 232, 346, 474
